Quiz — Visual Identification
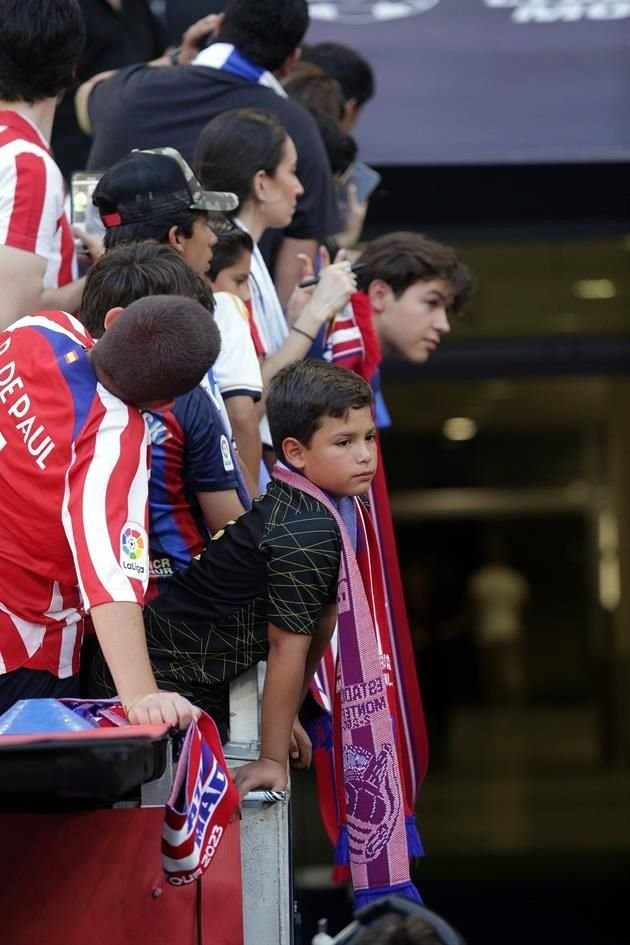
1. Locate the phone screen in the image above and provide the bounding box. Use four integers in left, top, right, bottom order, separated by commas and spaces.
70, 171, 106, 240
339, 161, 382, 204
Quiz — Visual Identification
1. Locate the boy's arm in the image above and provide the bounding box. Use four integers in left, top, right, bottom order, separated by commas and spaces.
232, 606, 337, 798
233, 623, 310, 798
300, 603, 337, 706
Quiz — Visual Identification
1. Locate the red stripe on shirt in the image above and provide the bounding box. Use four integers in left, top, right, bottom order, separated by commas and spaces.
7, 152, 47, 254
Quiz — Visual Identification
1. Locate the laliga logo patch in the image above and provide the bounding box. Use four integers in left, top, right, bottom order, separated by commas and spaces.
344, 743, 401, 862
120, 522, 148, 578
484, 0, 630, 21
308, 0, 440, 22
220, 434, 234, 472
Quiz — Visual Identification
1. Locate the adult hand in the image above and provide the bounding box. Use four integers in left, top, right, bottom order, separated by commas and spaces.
231, 757, 288, 800
72, 225, 104, 266
126, 691, 201, 729
306, 258, 357, 325
289, 718, 312, 769
179, 13, 224, 65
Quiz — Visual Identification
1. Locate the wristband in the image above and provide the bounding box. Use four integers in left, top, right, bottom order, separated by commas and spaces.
291, 325, 316, 343
168, 45, 182, 65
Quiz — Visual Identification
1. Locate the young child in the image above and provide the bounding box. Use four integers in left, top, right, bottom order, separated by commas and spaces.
208, 227, 254, 307
136, 360, 372, 786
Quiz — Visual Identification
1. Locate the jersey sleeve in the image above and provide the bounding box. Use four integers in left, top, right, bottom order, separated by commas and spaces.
63, 390, 151, 611
177, 387, 239, 493
262, 511, 341, 635
212, 293, 263, 401
0, 148, 64, 259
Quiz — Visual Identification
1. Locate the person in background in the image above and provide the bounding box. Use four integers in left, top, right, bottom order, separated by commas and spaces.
301, 41, 376, 134
76, 0, 341, 305
195, 107, 356, 471
52, 0, 165, 181
282, 63, 364, 251
0, 293, 218, 726
91, 147, 263, 488
468, 536, 530, 707
0, 0, 101, 331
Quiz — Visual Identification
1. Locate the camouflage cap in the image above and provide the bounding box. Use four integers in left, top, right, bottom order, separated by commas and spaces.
92, 146, 238, 228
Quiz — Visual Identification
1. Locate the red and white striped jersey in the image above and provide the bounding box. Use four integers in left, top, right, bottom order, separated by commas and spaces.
0, 110, 77, 289
0, 311, 150, 678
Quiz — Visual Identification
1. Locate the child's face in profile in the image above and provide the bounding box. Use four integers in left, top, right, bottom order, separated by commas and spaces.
376, 277, 452, 363
211, 250, 252, 304
290, 406, 377, 500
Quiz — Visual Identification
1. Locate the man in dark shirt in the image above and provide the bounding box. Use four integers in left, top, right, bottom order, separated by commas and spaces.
76, 0, 340, 303
52, 0, 164, 181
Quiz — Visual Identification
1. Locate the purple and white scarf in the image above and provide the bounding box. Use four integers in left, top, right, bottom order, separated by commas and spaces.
273, 466, 421, 906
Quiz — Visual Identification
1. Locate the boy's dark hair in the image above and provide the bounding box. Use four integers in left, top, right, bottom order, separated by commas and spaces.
102, 209, 204, 252
309, 109, 357, 176
267, 360, 374, 462
0, 0, 85, 104
195, 109, 288, 213
357, 232, 473, 313
91, 295, 221, 406
81, 241, 215, 339
301, 42, 375, 107
220, 0, 309, 74
208, 228, 254, 282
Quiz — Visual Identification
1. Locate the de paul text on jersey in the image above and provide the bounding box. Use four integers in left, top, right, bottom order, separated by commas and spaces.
0, 336, 55, 469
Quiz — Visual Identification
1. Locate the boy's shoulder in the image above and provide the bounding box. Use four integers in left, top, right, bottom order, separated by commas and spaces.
257, 479, 341, 540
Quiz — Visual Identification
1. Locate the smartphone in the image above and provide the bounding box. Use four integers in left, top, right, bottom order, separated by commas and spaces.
338, 160, 382, 204
70, 171, 106, 254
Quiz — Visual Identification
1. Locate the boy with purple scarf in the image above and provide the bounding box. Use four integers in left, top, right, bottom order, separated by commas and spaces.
129, 359, 421, 904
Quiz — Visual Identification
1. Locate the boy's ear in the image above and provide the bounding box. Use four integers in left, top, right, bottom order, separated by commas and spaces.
367, 278, 393, 316
103, 306, 125, 330
168, 224, 185, 253
281, 436, 307, 470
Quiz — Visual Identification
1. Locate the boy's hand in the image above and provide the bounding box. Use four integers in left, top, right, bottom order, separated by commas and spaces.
231, 758, 288, 800
289, 718, 312, 769
126, 691, 201, 729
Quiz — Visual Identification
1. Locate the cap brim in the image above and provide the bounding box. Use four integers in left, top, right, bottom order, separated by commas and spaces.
193, 190, 239, 213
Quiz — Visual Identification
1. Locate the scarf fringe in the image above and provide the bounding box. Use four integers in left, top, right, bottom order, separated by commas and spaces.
307, 713, 333, 752
354, 880, 423, 911
405, 814, 424, 858
333, 823, 349, 867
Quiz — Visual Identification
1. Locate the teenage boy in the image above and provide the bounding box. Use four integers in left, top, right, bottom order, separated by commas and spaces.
92, 147, 263, 486
356, 231, 472, 367
76, 0, 340, 303
80, 241, 247, 591
0, 294, 220, 725
0, 0, 101, 330
92, 360, 377, 797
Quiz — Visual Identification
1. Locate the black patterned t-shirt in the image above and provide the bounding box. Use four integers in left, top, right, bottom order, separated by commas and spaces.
143, 479, 341, 696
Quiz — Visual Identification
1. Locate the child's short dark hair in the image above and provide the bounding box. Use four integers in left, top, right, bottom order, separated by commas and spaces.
81, 241, 215, 338
208, 228, 254, 282
267, 360, 374, 461
357, 232, 473, 313
91, 295, 221, 406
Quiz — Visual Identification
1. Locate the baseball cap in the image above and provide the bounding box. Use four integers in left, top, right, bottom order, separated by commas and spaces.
92, 146, 238, 228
